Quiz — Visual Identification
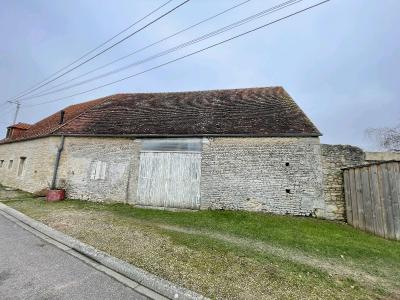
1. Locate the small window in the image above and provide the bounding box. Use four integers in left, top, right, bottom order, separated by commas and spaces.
18, 157, 26, 176
0, 160, 4, 168
8, 160, 13, 169
6, 128, 11, 138
90, 161, 107, 180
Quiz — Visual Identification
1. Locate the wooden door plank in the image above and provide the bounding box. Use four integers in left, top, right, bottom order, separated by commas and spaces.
343, 170, 353, 225
361, 167, 374, 234
381, 163, 396, 239
349, 168, 359, 229
369, 164, 385, 238
377, 164, 389, 238
355, 168, 365, 230
388, 162, 400, 240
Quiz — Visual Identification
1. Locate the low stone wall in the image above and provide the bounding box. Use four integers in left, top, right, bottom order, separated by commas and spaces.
320, 144, 365, 220
365, 151, 400, 161
201, 137, 325, 216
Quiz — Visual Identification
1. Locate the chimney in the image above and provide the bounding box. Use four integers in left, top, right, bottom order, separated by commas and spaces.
59, 110, 65, 125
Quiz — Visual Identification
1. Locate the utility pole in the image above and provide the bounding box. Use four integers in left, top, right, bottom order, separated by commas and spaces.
7, 100, 20, 125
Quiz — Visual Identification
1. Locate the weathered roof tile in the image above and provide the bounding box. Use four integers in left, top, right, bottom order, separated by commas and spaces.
7, 122, 32, 130
1, 87, 321, 144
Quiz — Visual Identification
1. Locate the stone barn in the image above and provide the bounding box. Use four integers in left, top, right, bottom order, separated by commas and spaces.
0, 87, 353, 219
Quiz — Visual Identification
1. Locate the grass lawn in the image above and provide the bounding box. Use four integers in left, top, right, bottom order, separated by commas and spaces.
2, 189, 400, 299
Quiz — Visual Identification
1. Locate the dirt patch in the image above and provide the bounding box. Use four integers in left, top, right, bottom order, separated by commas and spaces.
0, 190, 27, 200
0, 186, 36, 201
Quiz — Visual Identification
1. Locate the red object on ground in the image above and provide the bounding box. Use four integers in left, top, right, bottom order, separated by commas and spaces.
46, 190, 65, 202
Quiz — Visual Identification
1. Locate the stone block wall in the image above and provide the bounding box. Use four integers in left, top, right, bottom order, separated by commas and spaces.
0, 137, 60, 194
0, 135, 371, 221
57, 137, 140, 202
320, 144, 365, 220
200, 137, 325, 216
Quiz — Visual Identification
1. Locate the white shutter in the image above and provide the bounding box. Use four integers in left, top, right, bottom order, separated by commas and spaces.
90, 161, 98, 179
91, 161, 107, 180
100, 162, 107, 180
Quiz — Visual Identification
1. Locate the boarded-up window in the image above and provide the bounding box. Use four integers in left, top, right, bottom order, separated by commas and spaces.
18, 157, 26, 176
0, 160, 4, 168
8, 160, 13, 169
142, 138, 202, 152
90, 161, 107, 180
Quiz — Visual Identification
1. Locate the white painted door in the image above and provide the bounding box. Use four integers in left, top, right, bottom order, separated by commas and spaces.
137, 152, 201, 209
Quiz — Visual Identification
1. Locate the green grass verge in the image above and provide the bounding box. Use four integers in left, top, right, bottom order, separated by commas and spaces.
2, 195, 400, 299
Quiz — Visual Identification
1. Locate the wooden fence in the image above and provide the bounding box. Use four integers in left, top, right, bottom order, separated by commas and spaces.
343, 161, 400, 240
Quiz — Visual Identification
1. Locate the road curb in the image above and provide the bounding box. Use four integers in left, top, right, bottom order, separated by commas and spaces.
0, 203, 207, 300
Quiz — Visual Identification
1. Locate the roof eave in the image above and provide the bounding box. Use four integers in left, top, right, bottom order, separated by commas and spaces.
51, 132, 322, 138
0, 132, 321, 145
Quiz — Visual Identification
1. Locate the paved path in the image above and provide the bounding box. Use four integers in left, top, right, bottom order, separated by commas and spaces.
0, 213, 150, 300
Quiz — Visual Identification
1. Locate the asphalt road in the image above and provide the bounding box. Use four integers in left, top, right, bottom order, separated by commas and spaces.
0, 213, 149, 300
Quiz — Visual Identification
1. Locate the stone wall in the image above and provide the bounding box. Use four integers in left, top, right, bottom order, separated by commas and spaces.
365, 151, 400, 161
200, 137, 325, 216
320, 144, 365, 220
1, 135, 368, 221
57, 137, 140, 202
0, 137, 60, 193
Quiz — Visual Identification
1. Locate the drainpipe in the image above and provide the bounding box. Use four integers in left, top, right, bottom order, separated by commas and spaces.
50, 135, 65, 190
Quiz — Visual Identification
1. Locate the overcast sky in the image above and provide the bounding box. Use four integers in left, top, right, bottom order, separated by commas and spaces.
0, 0, 399, 150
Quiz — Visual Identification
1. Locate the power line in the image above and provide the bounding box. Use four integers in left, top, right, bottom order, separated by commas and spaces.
22, 0, 300, 100
11, 0, 190, 102
8, 0, 191, 102
26, 0, 331, 108
19, 0, 253, 98
7, 0, 174, 102
20, 0, 303, 101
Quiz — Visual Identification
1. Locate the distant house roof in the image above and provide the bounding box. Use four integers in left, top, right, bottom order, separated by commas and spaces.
0, 87, 321, 144
1, 97, 105, 144
7, 122, 32, 130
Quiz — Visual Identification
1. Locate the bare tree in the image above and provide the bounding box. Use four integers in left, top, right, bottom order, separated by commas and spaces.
365, 123, 400, 151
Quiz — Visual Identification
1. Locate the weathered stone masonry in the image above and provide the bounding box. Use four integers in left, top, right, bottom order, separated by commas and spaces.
201, 137, 325, 216
0, 137, 60, 194
0, 135, 369, 220
57, 136, 326, 216
320, 144, 365, 220
57, 137, 140, 202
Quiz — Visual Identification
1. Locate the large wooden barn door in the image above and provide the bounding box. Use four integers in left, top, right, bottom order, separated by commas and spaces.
137, 139, 201, 209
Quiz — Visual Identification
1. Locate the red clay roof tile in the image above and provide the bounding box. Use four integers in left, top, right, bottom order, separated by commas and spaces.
7, 122, 32, 130
1, 87, 321, 144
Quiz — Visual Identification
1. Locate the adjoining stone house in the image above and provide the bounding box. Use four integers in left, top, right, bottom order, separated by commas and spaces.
0, 87, 365, 220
